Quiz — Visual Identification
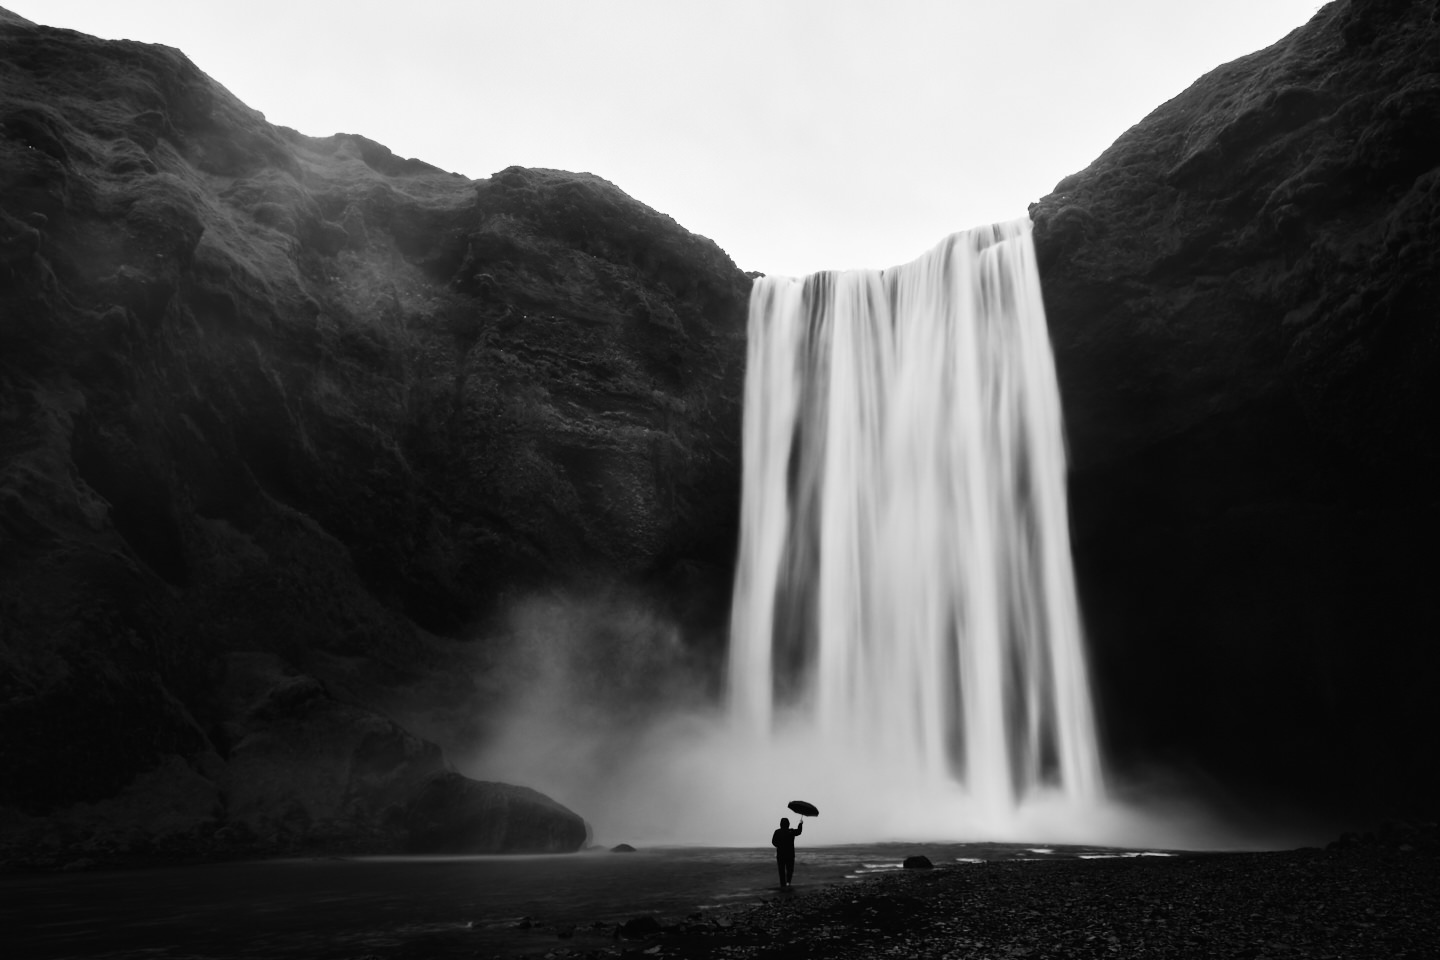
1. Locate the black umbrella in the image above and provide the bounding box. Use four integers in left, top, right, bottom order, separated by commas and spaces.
787, 800, 819, 818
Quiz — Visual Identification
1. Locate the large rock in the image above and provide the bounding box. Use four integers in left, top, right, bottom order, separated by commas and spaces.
0, 652, 590, 863
215, 653, 446, 851
1030, 0, 1440, 816
0, 8, 745, 853
405, 772, 588, 854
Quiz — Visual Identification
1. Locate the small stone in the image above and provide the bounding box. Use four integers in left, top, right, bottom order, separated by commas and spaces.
620, 915, 663, 938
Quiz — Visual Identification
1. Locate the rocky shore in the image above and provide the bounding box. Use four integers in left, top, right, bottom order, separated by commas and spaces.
482, 828, 1438, 960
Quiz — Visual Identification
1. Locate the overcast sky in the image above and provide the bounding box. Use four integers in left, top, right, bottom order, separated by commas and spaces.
23, 1, 1324, 276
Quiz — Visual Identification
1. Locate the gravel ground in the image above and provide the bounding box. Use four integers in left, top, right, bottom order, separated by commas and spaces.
508, 829, 1439, 960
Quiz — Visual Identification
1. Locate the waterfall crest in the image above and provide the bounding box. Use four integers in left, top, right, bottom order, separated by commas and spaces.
728, 218, 1104, 818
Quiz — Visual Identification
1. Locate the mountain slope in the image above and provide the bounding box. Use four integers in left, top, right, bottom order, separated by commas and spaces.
0, 9, 747, 859
1031, 0, 1440, 816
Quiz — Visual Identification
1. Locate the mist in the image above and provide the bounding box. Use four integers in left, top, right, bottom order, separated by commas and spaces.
465, 589, 1320, 852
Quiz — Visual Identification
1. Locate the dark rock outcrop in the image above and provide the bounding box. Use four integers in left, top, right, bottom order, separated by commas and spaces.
404, 772, 588, 854
214, 653, 448, 850
0, 10, 742, 854
0, 651, 591, 862
1031, 0, 1440, 816
618, 915, 665, 939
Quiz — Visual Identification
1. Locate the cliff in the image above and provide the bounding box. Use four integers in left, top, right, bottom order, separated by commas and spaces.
1031, 0, 1440, 816
0, 8, 746, 861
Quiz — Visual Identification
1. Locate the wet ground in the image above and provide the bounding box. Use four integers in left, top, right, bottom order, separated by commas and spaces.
667, 838, 1439, 959
3, 842, 1179, 958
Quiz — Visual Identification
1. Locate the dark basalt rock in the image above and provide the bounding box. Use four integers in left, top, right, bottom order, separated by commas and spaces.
617, 915, 665, 939
902, 855, 934, 869
215, 653, 449, 851
0, 651, 592, 861
1031, 0, 1440, 816
404, 772, 588, 854
0, 9, 741, 855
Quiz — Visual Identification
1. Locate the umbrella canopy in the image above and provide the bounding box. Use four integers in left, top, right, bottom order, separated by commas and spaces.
787, 800, 819, 818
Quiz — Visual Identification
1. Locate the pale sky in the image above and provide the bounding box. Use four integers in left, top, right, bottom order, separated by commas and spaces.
21, 1, 1324, 276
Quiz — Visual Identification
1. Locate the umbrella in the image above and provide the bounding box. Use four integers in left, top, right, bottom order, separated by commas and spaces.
787, 800, 819, 818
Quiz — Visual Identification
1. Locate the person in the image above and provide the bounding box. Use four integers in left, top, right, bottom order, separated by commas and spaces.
771, 816, 803, 887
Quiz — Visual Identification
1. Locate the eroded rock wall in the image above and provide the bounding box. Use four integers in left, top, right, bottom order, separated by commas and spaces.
0, 10, 746, 858
1031, 0, 1440, 816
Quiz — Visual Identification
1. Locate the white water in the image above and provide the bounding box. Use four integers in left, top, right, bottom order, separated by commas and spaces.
727, 218, 1104, 828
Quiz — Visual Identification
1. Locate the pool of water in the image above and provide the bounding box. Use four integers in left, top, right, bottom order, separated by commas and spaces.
4, 842, 1177, 958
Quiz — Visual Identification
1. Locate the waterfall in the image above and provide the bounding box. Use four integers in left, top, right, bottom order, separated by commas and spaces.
728, 218, 1103, 819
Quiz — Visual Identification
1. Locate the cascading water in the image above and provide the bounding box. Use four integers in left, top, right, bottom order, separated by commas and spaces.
481, 219, 1253, 847
728, 218, 1104, 824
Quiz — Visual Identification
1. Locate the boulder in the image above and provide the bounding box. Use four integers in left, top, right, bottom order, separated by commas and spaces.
617, 915, 664, 939
404, 772, 588, 854
903, 855, 934, 869
216, 653, 446, 851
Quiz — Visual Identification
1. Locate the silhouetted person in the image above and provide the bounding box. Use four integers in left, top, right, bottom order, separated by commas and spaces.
771, 816, 803, 887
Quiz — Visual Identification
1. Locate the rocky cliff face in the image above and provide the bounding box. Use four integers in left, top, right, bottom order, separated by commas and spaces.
0, 8, 747, 861
1031, 0, 1440, 817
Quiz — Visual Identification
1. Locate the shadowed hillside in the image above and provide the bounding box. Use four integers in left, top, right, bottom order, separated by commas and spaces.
0, 7, 747, 861
1032, 0, 1440, 818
